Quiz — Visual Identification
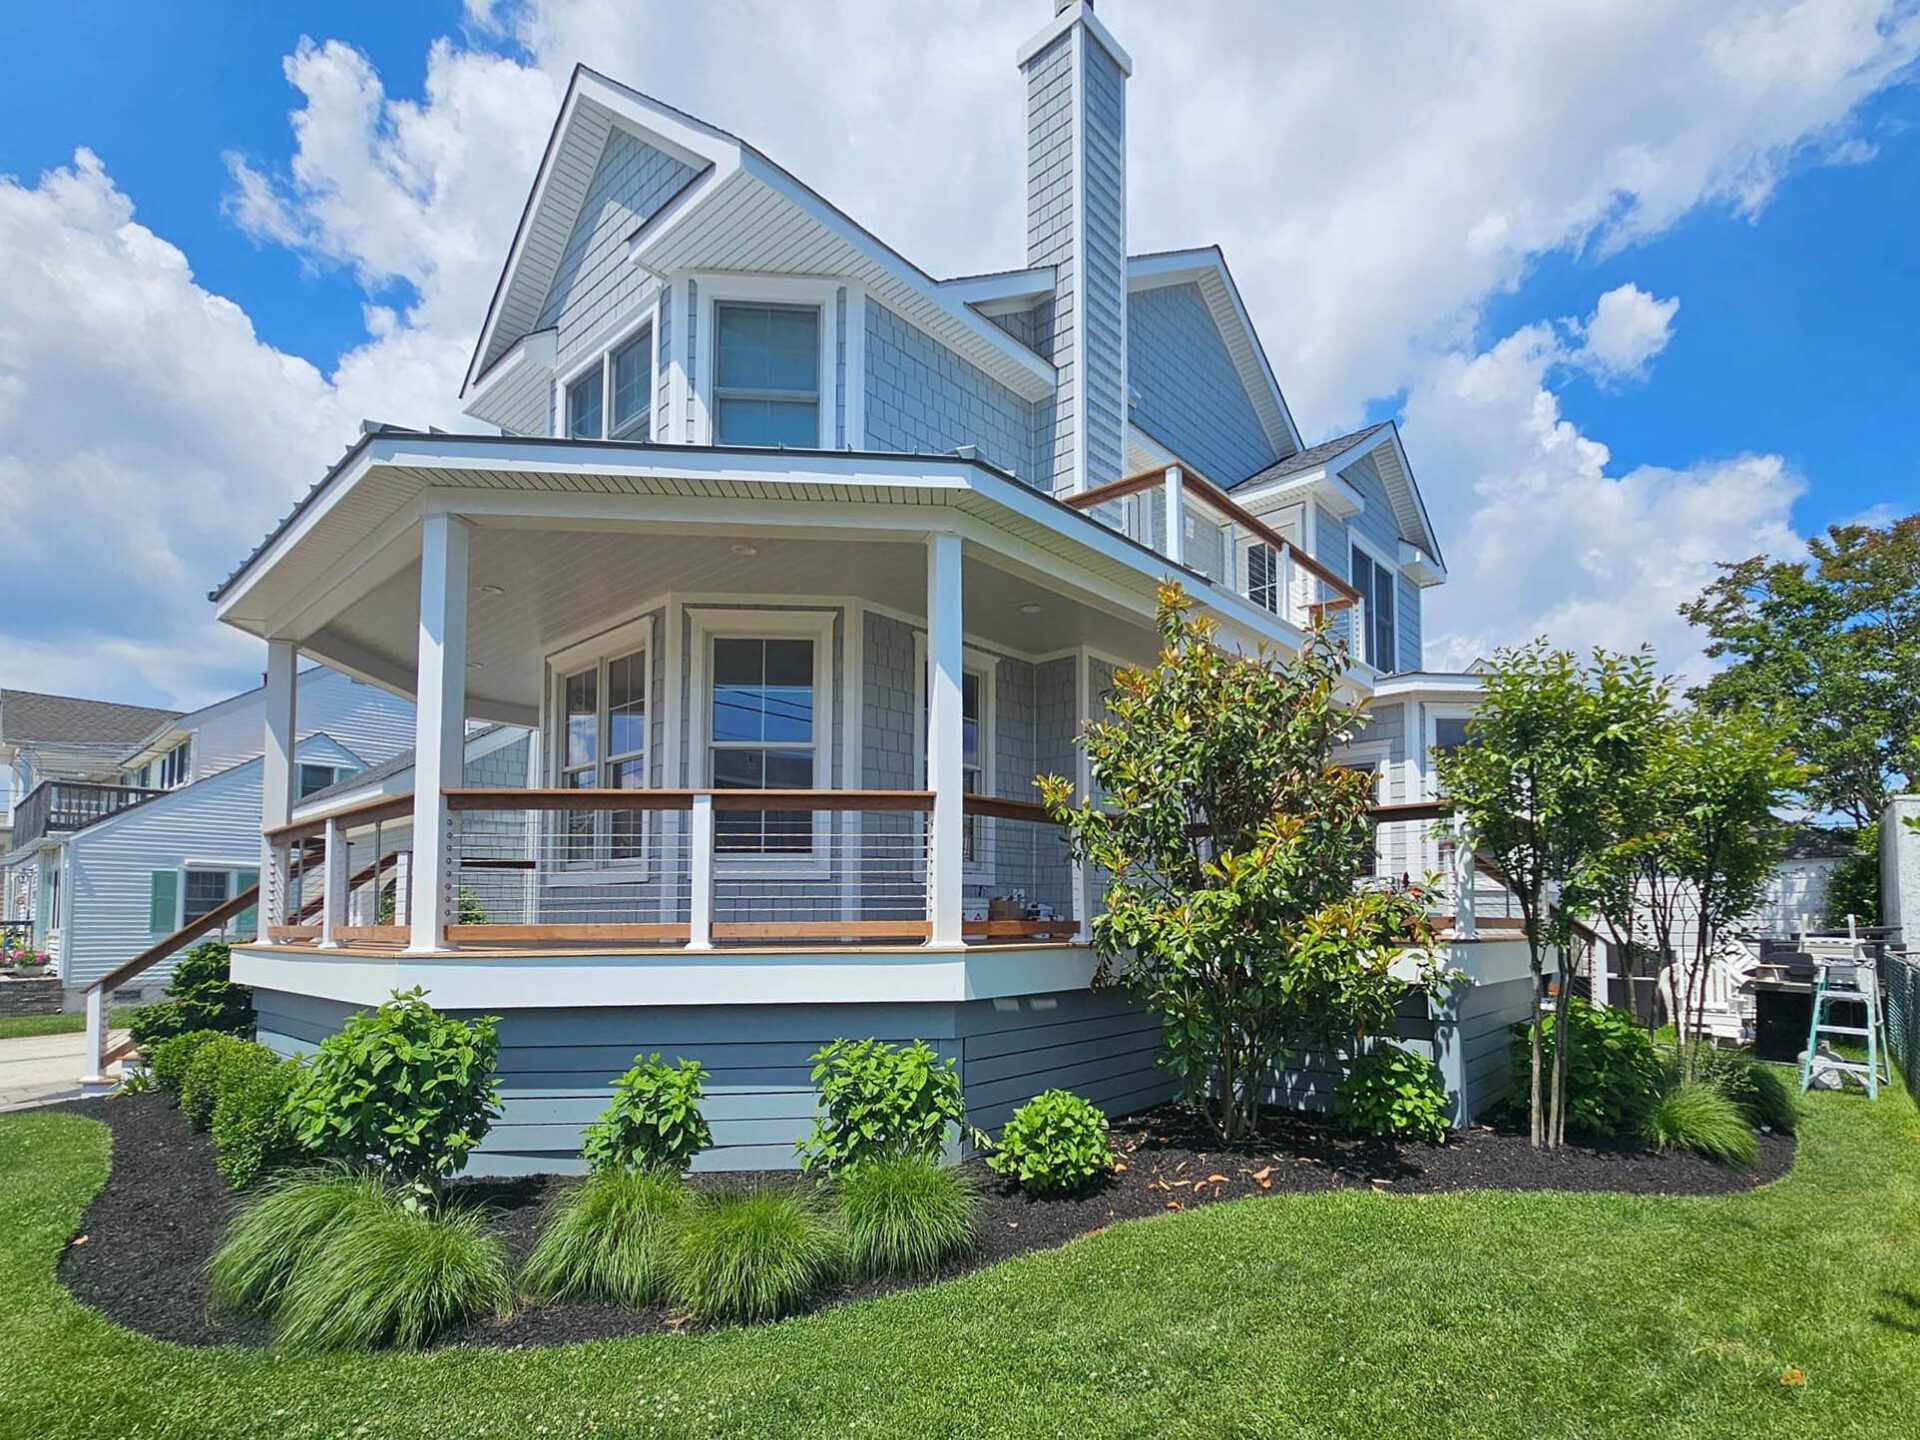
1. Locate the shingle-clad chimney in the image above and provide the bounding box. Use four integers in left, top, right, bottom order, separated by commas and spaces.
1018, 0, 1131, 497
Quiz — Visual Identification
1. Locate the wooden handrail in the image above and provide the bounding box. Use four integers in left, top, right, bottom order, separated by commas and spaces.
267, 791, 415, 844
1066, 464, 1362, 608
961, 795, 1059, 823
86, 883, 259, 996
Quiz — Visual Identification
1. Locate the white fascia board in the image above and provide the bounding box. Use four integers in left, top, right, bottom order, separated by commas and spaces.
937, 267, 1056, 312
1016, 1, 1133, 75
1369, 671, 1484, 703
1232, 466, 1367, 520
1399, 540, 1447, 587
1373, 422, 1446, 570
463, 327, 557, 425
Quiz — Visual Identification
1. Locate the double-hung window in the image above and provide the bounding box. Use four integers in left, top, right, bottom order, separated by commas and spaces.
713, 303, 821, 446
1248, 543, 1279, 613
552, 638, 651, 863
1349, 542, 1397, 671
710, 636, 817, 854
917, 655, 991, 868
565, 322, 653, 441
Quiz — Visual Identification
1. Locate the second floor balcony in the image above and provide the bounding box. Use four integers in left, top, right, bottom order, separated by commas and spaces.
10, 779, 167, 848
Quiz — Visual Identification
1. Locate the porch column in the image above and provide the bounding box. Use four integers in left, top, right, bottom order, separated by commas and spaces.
1161, 466, 1185, 569
1450, 821, 1477, 942
407, 513, 470, 953
926, 530, 965, 947
318, 815, 347, 948
259, 639, 298, 941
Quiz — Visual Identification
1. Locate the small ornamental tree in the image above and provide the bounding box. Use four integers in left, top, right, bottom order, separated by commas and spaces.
1040, 585, 1435, 1142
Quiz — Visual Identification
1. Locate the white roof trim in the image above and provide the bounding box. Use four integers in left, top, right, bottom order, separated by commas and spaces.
1016, 1, 1133, 75
1127, 249, 1303, 460
468, 66, 1055, 403
937, 267, 1056, 313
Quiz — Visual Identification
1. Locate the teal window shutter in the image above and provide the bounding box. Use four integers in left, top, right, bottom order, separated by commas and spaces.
148, 871, 178, 935
233, 868, 260, 937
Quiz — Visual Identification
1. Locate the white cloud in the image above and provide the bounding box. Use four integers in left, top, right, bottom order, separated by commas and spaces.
8, 0, 1919, 706
1572, 283, 1681, 382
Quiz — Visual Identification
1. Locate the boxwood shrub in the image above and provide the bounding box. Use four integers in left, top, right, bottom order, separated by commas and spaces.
180, 1035, 276, 1130
147, 1028, 226, 1097
211, 1055, 307, 1187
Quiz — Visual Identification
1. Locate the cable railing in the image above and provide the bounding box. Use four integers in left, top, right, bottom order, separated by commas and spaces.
262, 788, 1083, 950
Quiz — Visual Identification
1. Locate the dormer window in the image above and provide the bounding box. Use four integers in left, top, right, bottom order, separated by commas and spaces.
564, 320, 654, 441
714, 302, 820, 446
157, 738, 191, 789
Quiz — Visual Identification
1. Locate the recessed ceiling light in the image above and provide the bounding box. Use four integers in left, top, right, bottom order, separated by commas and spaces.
1018, 602, 1044, 615
477, 584, 505, 596
731, 543, 760, 557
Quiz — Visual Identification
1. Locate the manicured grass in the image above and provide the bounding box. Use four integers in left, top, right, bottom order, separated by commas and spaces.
3, 1090, 1918, 1438
0, 1011, 84, 1040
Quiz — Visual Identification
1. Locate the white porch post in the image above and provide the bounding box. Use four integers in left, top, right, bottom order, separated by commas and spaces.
408, 513, 469, 953
1161, 466, 1185, 569
688, 793, 715, 951
318, 815, 347, 948
1451, 821, 1478, 942
926, 530, 965, 947
259, 639, 298, 941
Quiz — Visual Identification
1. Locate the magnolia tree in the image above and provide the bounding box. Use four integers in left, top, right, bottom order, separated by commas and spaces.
1436, 644, 1666, 1149
1039, 585, 1435, 1142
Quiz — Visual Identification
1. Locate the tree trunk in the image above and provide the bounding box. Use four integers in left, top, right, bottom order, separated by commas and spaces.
1528, 957, 1546, 1148
1549, 959, 1572, 1148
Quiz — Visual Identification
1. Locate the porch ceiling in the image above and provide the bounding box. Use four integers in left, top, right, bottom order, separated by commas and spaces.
305, 525, 1159, 722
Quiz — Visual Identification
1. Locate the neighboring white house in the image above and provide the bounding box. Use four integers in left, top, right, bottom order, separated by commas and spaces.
164, 2, 1549, 1164
3, 666, 414, 996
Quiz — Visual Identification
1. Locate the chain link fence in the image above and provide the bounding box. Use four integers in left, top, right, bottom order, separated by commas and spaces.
1881, 953, 1920, 1102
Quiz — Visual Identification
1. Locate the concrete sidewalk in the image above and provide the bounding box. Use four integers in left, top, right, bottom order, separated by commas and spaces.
0, 1031, 124, 1111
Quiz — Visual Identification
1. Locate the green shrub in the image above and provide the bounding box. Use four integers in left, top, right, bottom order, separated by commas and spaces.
1332, 1044, 1452, 1143
797, 1038, 967, 1175
1645, 1081, 1758, 1164
210, 1171, 395, 1313
836, 1156, 976, 1277
1675, 1043, 1799, 1133
987, 1089, 1113, 1195
272, 1197, 512, 1351
287, 987, 500, 1194
1511, 998, 1662, 1137
212, 1056, 306, 1187
180, 1035, 275, 1130
582, 1054, 712, 1175
148, 1028, 225, 1097
671, 1187, 845, 1323
129, 941, 254, 1046
521, 1168, 690, 1307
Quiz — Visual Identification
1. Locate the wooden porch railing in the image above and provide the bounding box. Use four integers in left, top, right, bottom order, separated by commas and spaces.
12, 779, 167, 847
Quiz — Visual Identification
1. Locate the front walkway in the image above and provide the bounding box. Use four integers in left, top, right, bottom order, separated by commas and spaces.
0, 1031, 121, 1110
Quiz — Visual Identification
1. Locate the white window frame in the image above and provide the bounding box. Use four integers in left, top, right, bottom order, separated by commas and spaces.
555, 305, 660, 442
296, 761, 353, 801
1349, 532, 1400, 672
689, 607, 839, 877
1335, 738, 1393, 880
910, 638, 998, 885
691, 275, 842, 449
543, 614, 656, 878
173, 861, 257, 933
1422, 703, 1476, 797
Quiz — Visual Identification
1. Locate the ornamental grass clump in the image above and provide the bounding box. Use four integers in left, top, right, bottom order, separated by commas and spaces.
836, 1156, 977, 1278
1644, 1081, 1758, 1165
988, 1089, 1113, 1195
1676, 1042, 1799, 1133
521, 1168, 690, 1307
1332, 1044, 1452, 1143
209, 1171, 394, 1313
271, 1198, 511, 1352
671, 1187, 845, 1324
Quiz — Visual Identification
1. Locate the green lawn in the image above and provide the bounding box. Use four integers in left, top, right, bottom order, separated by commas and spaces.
3, 1090, 1917, 1440
0, 1011, 84, 1040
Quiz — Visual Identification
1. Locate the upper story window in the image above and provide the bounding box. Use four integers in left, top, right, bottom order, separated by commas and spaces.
156, 739, 192, 789
1248, 544, 1279, 613
1349, 542, 1397, 671
297, 762, 351, 800
566, 322, 653, 441
714, 303, 820, 446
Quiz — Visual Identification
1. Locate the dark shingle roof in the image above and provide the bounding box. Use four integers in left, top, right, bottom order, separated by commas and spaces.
1229, 423, 1391, 491
1778, 825, 1856, 861
0, 690, 183, 748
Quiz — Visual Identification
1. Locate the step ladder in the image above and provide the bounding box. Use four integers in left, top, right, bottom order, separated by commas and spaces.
1799, 923, 1892, 1098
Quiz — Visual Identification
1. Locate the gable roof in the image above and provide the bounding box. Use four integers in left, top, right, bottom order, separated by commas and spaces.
465, 66, 1055, 403
1126, 248, 1303, 460
1233, 420, 1445, 570
0, 690, 182, 749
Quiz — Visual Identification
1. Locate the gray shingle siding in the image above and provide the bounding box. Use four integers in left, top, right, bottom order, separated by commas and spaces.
536, 129, 695, 372
654, 287, 673, 439
1025, 32, 1077, 494
1128, 282, 1277, 484
1080, 39, 1127, 492
863, 301, 1040, 485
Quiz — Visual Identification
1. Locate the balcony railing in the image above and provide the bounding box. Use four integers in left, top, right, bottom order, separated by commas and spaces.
11, 779, 168, 847
1066, 464, 1361, 636
263, 788, 1081, 950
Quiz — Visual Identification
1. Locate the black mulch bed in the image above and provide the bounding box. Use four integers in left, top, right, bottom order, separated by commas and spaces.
55, 1091, 1794, 1350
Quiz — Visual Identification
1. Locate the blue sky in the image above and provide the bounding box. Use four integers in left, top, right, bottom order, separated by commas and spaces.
0, 0, 1915, 716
